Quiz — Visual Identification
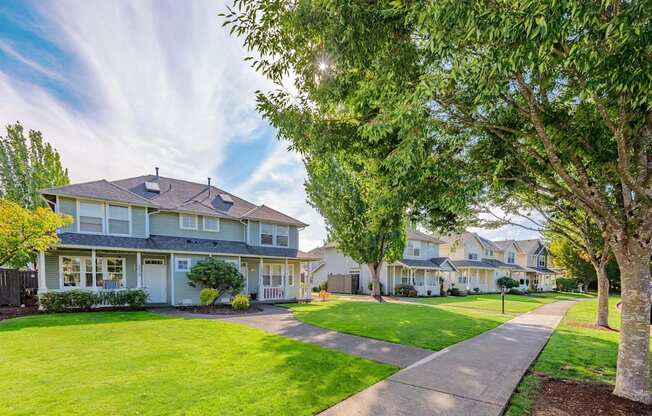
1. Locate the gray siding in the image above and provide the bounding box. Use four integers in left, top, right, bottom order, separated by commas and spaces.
44, 250, 137, 290
172, 254, 239, 305
58, 197, 77, 233
131, 207, 147, 237
248, 220, 299, 249
290, 227, 299, 249
150, 212, 244, 241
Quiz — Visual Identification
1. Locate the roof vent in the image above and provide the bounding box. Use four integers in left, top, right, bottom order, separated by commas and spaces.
145, 181, 160, 193
219, 193, 233, 203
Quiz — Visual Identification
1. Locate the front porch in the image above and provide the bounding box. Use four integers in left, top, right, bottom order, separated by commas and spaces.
387, 265, 452, 296
455, 267, 499, 293
39, 248, 312, 305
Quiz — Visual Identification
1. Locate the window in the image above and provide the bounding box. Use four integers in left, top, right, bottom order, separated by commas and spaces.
79, 201, 104, 233
276, 225, 289, 247
108, 205, 130, 235
406, 240, 421, 257
103, 258, 125, 289
62, 256, 81, 287
260, 223, 290, 247
414, 274, 424, 286
468, 253, 478, 260
263, 264, 283, 286
260, 223, 274, 245
538, 256, 546, 267
84, 257, 103, 287
287, 264, 294, 286
458, 275, 468, 284
484, 249, 493, 257
401, 268, 411, 285
175, 257, 191, 272
203, 216, 220, 232
507, 252, 515, 264
179, 214, 198, 230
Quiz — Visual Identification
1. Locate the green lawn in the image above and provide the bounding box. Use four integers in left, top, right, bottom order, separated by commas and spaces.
281, 300, 512, 351
506, 297, 652, 415
414, 292, 593, 314
0, 312, 395, 416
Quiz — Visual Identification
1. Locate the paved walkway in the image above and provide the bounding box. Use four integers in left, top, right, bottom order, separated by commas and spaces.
155, 304, 432, 368
319, 300, 576, 416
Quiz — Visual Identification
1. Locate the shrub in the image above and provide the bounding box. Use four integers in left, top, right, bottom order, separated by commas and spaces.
367, 281, 384, 294
394, 284, 417, 297
38, 289, 148, 312
472, 287, 481, 294
319, 281, 328, 291
312, 286, 320, 292
508, 288, 526, 295
231, 294, 250, 310
318, 290, 331, 301
496, 276, 519, 290
200, 288, 220, 305
187, 257, 245, 300
449, 287, 467, 297
555, 277, 580, 291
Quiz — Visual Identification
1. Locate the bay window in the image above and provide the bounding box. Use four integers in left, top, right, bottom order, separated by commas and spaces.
79, 201, 104, 233
108, 205, 130, 235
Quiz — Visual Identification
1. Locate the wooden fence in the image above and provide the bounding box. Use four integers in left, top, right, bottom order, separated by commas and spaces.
0, 269, 38, 306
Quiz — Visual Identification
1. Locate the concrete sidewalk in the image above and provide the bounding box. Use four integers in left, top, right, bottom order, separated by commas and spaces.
319, 300, 575, 416
155, 304, 432, 369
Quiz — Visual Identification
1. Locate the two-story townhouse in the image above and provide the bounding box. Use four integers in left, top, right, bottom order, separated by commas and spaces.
36, 172, 319, 305
439, 232, 527, 292
308, 228, 457, 296
498, 239, 557, 291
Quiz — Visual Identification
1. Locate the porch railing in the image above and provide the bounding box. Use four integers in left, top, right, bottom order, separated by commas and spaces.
262, 287, 285, 301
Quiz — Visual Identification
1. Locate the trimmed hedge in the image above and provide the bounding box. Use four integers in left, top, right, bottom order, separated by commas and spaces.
39, 289, 149, 312
394, 284, 417, 297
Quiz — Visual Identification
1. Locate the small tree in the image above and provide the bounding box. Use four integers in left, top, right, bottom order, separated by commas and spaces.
0, 199, 72, 268
187, 258, 245, 304
496, 277, 519, 290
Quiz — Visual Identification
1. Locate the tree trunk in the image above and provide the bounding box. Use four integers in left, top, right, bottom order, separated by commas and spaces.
595, 263, 610, 327
368, 263, 382, 302
611, 242, 652, 404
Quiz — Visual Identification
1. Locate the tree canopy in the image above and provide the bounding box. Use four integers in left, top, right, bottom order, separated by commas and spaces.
0, 199, 72, 268
0, 122, 69, 209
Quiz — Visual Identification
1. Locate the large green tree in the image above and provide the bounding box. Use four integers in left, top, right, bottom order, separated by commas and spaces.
225, 0, 652, 402
0, 123, 69, 209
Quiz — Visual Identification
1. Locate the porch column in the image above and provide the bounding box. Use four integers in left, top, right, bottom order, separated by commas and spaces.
170, 253, 176, 305
259, 257, 264, 300
91, 249, 97, 288
284, 258, 289, 299
37, 251, 47, 293
136, 252, 142, 288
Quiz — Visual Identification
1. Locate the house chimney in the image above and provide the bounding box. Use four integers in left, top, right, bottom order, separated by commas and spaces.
155, 167, 159, 179
207, 177, 211, 197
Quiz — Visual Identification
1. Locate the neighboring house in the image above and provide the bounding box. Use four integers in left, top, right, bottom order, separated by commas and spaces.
308, 229, 457, 296
439, 232, 526, 292
37, 171, 319, 305
495, 239, 558, 292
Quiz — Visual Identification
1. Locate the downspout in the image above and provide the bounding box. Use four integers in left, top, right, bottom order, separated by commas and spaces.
146, 208, 161, 238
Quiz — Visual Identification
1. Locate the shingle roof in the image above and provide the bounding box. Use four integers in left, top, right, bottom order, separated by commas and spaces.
452, 259, 498, 269
475, 234, 501, 251
526, 266, 557, 274
407, 229, 442, 243
41, 174, 307, 226
481, 258, 526, 271
57, 233, 320, 260
514, 239, 542, 254
493, 240, 518, 251
398, 257, 456, 271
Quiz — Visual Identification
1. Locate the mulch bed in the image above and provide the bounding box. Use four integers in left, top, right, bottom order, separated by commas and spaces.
177, 305, 263, 315
0, 306, 41, 321
532, 375, 652, 416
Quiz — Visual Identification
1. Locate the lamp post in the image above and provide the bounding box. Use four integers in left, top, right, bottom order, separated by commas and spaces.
501, 286, 507, 314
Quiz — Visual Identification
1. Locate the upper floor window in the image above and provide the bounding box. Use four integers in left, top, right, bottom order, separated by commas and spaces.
507, 252, 515, 264
79, 201, 104, 233
468, 253, 478, 260
484, 249, 493, 257
538, 256, 546, 267
179, 213, 198, 230
260, 223, 289, 247
108, 205, 130, 235
203, 216, 220, 232
406, 240, 421, 257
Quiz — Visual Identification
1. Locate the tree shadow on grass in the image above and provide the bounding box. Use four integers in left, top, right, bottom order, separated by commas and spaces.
0, 310, 175, 332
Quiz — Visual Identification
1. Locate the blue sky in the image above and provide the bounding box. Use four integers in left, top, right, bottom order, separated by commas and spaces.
0, 0, 539, 250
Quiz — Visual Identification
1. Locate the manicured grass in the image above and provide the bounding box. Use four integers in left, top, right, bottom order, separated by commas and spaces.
506, 297, 652, 415
0, 312, 395, 416
415, 292, 593, 314
280, 300, 511, 351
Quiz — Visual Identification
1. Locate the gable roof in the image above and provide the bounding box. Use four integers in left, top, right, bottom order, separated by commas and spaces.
514, 239, 545, 254
407, 229, 443, 243
475, 234, 501, 251
493, 240, 521, 253
41, 174, 307, 227
398, 257, 457, 271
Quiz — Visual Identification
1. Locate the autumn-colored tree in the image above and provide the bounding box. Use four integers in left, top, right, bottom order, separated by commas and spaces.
0, 199, 72, 268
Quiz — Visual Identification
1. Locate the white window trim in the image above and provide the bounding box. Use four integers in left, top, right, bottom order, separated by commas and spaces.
406, 240, 421, 258
58, 255, 126, 290
107, 204, 132, 236
259, 222, 290, 248
175, 257, 191, 272
179, 213, 199, 230
261, 263, 284, 287
202, 216, 220, 232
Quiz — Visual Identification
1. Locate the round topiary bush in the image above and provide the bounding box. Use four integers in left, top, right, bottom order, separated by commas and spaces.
231, 294, 250, 311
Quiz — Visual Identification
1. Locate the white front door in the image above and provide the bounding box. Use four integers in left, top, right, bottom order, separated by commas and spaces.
143, 260, 167, 303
